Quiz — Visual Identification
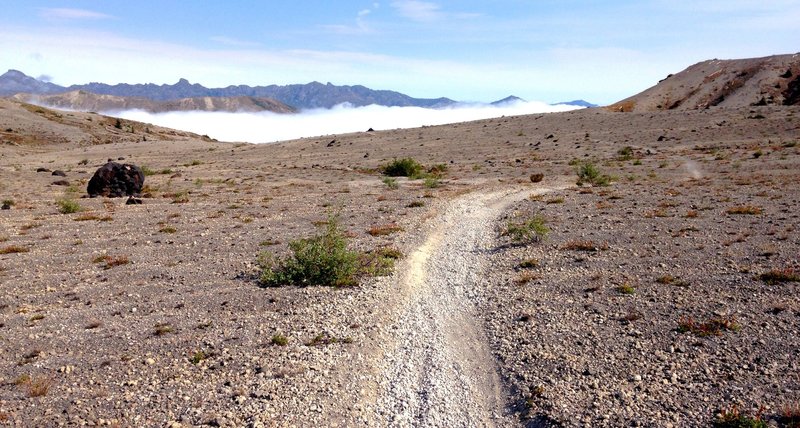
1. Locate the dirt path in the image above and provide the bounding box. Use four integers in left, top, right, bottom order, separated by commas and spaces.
370, 185, 563, 427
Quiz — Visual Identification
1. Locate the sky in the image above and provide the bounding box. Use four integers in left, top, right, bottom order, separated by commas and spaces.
1, 1, 799, 105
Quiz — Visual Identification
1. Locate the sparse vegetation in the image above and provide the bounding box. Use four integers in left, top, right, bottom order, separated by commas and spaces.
726, 205, 763, 215
92, 254, 130, 269
576, 161, 612, 186
159, 226, 177, 234
423, 177, 440, 188
617, 146, 635, 161
518, 258, 539, 268
153, 323, 174, 336
407, 201, 425, 208
258, 215, 360, 287
714, 405, 766, 428
368, 223, 403, 236
760, 268, 799, 284
503, 215, 549, 243
616, 283, 636, 295
16, 374, 53, 398
382, 157, 423, 178
0, 245, 29, 254
382, 177, 398, 189
678, 316, 740, 336
56, 198, 82, 214
189, 350, 208, 364
271, 334, 289, 346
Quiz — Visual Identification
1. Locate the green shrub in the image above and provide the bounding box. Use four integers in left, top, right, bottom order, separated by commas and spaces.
382, 158, 423, 178
423, 177, 440, 188
271, 334, 288, 346
576, 161, 611, 187
382, 177, 398, 189
617, 146, 634, 161
258, 215, 359, 287
503, 215, 549, 243
57, 198, 82, 214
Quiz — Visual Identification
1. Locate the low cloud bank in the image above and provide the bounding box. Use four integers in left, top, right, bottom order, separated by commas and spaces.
116, 100, 582, 144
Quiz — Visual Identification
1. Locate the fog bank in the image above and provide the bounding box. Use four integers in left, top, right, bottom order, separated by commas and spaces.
115, 101, 582, 144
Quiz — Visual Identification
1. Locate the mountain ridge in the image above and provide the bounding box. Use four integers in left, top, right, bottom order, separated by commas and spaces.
0, 70, 456, 110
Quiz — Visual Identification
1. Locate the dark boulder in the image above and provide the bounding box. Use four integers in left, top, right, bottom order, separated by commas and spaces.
87, 162, 145, 198
51, 170, 67, 177
52, 180, 70, 186
36, 167, 50, 173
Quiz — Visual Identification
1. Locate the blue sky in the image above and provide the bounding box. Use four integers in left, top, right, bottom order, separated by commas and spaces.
1, 1, 799, 104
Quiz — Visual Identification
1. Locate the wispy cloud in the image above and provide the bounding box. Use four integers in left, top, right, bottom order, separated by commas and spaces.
391, 0, 442, 22
39, 8, 113, 21
322, 7, 377, 35
209, 36, 261, 48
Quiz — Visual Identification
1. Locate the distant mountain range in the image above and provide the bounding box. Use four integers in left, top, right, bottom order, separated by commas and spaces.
0, 70, 455, 110
0, 69, 595, 112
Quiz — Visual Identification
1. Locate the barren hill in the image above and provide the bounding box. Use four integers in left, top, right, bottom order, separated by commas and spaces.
12, 91, 295, 114
1, 85, 799, 427
609, 53, 800, 112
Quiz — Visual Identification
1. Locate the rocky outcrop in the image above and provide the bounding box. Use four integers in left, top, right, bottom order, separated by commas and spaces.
87, 162, 145, 198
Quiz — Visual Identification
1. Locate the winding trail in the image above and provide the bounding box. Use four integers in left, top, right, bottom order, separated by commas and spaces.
371, 185, 562, 427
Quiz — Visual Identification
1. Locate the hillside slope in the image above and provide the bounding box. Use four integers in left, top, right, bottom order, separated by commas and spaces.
609, 53, 800, 112
12, 91, 296, 114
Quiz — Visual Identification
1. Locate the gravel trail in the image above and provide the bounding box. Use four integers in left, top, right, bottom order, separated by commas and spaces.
372, 186, 561, 427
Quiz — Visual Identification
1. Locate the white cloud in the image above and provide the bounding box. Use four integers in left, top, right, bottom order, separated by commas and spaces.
391, 0, 442, 22
209, 36, 261, 48
39, 8, 113, 20
114, 101, 581, 144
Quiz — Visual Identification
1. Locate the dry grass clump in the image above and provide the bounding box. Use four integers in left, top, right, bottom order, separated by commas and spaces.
678, 316, 741, 336
726, 205, 763, 215
92, 254, 130, 269
0, 245, 29, 254
15, 374, 53, 398
368, 223, 403, 236
759, 267, 799, 284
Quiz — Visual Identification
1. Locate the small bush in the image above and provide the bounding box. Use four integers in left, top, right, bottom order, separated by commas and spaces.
423, 177, 440, 188
271, 334, 288, 346
518, 258, 539, 268
503, 216, 549, 243
576, 161, 611, 187
258, 215, 359, 287
189, 351, 208, 365
617, 146, 635, 161
57, 199, 82, 214
616, 283, 636, 295
530, 173, 544, 183
407, 201, 425, 208
360, 246, 403, 277
154, 323, 174, 336
382, 158, 423, 178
